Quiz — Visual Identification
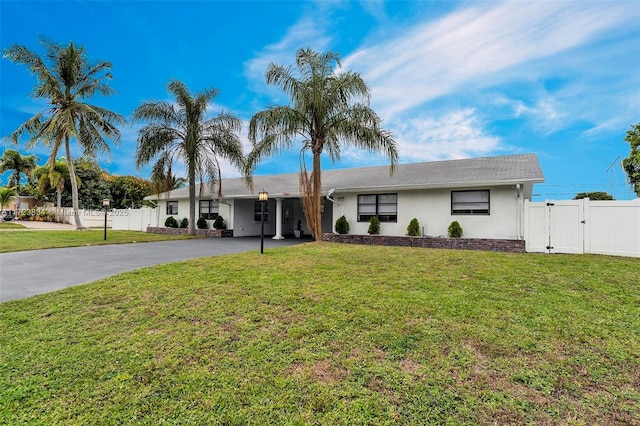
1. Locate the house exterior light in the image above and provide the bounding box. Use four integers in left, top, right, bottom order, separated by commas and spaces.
259, 191, 268, 253
102, 199, 110, 241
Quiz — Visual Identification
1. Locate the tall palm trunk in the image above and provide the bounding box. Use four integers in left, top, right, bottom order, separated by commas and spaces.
188, 164, 196, 236
65, 136, 85, 230
300, 150, 324, 241
56, 190, 62, 223
312, 151, 323, 241
14, 175, 21, 217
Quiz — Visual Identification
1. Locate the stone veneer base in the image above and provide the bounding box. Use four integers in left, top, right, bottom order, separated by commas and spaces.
147, 227, 233, 238
322, 233, 525, 253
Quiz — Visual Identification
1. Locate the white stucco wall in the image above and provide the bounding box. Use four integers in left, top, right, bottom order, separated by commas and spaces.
156, 198, 229, 229
156, 199, 190, 226
153, 184, 528, 239
331, 185, 526, 239
232, 198, 276, 237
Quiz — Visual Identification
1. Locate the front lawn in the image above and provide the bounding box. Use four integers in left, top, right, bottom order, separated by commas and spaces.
0, 222, 25, 229
1, 244, 638, 424
0, 229, 196, 253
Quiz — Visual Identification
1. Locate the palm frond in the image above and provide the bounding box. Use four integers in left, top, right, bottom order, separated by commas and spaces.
134, 79, 244, 233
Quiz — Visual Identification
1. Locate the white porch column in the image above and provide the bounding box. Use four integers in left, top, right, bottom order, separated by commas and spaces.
273, 197, 285, 239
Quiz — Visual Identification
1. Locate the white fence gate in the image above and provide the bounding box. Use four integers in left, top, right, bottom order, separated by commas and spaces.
524, 199, 640, 257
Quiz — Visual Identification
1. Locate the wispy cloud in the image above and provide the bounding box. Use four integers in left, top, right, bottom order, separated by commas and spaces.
389, 109, 502, 162
244, 15, 332, 100
359, 0, 387, 21
241, 0, 637, 172
344, 1, 635, 119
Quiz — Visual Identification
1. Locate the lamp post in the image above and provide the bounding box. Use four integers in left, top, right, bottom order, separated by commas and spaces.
259, 191, 268, 253
103, 199, 110, 241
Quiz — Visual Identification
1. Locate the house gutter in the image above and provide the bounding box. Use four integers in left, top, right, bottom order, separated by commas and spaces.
330, 178, 544, 194
325, 188, 341, 205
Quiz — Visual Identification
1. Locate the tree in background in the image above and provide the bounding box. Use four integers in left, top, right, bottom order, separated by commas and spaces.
0, 150, 37, 190
573, 191, 615, 201
4, 39, 124, 229
150, 164, 187, 194
61, 159, 110, 210
0, 186, 17, 220
622, 123, 640, 197
245, 48, 398, 241
133, 80, 245, 235
32, 159, 78, 222
0, 149, 37, 213
106, 175, 153, 209
573, 192, 614, 201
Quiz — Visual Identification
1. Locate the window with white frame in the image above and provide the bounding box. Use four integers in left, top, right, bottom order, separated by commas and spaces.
357, 193, 397, 222
451, 190, 490, 215
254, 200, 269, 222
166, 200, 178, 215
199, 200, 219, 220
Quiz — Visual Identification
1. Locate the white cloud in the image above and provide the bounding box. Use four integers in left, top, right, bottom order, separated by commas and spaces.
338, 108, 502, 164
343, 1, 635, 119
359, 0, 387, 21
244, 15, 332, 97
488, 93, 566, 135
239, 0, 638, 173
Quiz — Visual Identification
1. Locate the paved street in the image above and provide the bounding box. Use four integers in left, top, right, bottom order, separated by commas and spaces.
0, 237, 306, 302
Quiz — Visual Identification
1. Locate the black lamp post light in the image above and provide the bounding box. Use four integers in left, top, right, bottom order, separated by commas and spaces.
103, 198, 110, 241
259, 191, 268, 253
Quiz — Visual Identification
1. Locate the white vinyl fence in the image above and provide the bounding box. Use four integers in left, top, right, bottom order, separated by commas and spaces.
111, 208, 160, 231
524, 199, 640, 257
61, 208, 112, 228
39, 207, 158, 231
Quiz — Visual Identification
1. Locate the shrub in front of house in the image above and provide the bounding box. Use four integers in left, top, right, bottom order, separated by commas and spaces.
213, 215, 225, 229
197, 217, 207, 229
165, 216, 178, 228
407, 218, 421, 236
335, 215, 349, 234
448, 221, 463, 238
18, 208, 55, 222
368, 217, 380, 235
18, 209, 33, 220
179, 218, 189, 228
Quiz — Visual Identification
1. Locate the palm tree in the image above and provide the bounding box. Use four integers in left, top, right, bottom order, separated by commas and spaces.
0, 186, 17, 221
245, 48, 398, 241
4, 39, 124, 229
150, 162, 187, 194
133, 80, 245, 235
32, 159, 78, 222
0, 149, 37, 214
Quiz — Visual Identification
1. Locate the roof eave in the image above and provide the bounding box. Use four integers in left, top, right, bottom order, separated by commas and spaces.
331, 178, 545, 193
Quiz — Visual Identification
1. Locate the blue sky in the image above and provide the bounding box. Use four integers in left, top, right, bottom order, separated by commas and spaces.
1, 0, 639, 200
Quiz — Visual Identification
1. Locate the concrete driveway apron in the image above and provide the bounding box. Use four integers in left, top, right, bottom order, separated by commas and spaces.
0, 237, 306, 302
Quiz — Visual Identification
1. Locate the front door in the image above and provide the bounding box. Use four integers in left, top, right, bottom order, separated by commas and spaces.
283, 199, 295, 235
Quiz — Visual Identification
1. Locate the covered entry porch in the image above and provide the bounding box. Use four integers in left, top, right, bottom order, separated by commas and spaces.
231, 196, 334, 239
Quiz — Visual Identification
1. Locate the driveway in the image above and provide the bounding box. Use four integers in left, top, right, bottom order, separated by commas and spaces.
0, 237, 307, 303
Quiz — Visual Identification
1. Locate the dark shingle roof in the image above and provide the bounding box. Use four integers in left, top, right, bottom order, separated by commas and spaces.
148, 153, 544, 200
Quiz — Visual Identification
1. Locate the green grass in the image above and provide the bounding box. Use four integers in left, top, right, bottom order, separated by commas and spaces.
0, 229, 195, 253
1, 243, 638, 425
0, 222, 25, 229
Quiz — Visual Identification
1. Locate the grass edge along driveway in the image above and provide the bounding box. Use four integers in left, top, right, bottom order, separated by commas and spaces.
1, 243, 638, 424
0, 229, 196, 253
